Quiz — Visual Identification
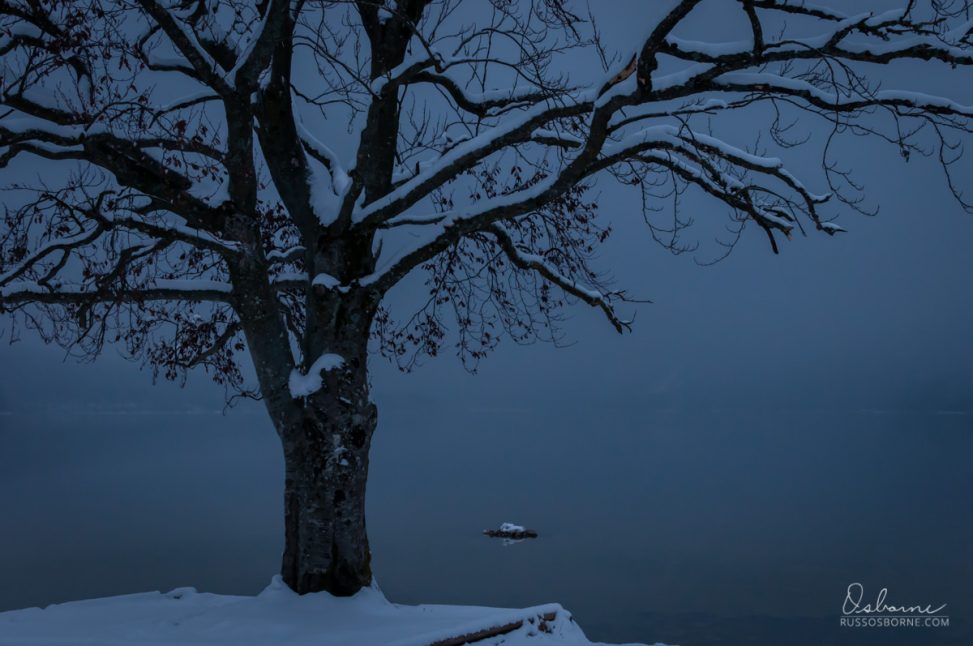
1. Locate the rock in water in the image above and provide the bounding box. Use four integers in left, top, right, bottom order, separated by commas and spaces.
483, 522, 538, 540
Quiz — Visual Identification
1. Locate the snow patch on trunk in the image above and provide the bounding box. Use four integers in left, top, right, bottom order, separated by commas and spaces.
289, 353, 345, 398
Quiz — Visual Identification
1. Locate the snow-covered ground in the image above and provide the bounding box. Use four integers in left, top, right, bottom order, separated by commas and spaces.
0, 576, 661, 646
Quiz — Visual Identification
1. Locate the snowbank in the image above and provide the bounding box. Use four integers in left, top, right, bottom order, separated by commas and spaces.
0, 576, 660, 646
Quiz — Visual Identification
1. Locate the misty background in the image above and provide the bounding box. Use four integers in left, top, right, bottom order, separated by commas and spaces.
2, 1, 972, 645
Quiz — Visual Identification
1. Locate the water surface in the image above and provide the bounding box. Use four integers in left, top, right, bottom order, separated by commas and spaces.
0, 404, 969, 645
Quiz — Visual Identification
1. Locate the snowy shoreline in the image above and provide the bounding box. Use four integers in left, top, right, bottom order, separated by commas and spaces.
0, 576, 660, 646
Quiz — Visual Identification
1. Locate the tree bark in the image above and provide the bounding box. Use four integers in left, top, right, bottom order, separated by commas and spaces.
231, 248, 378, 597
279, 383, 377, 596
263, 296, 378, 597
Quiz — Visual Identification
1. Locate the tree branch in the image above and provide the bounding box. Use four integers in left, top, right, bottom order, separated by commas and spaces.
487, 224, 629, 333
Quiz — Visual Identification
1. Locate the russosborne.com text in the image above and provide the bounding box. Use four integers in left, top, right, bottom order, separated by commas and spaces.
841, 616, 949, 628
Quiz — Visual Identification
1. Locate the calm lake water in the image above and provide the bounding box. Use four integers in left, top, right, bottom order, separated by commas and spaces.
0, 405, 970, 646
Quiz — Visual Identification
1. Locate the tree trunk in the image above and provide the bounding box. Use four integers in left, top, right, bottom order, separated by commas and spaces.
276, 357, 377, 596
234, 254, 380, 597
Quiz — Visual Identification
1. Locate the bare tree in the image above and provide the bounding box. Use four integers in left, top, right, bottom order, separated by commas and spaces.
3, 0, 973, 595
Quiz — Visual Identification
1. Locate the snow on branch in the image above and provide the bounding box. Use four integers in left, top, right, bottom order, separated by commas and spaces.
0, 279, 234, 306
353, 99, 592, 228
100, 212, 242, 255
712, 72, 973, 119
134, 0, 235, 95
750, 1, 847, 22
409, 71, 557, 117
230, 0, 297, 91
297, 122, 352, 224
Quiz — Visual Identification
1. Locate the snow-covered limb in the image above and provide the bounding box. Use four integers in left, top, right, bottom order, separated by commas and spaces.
297, 121, 352, 225
409, 71, 558, 117
224, 0, 278, 89
155, 92, 222, 117
713, 72, 973, 118
750, 1, 847, 22
0, 279, 234, 305
0, 88, 226, 162
30, 190, 240, 259
0, 197, 238, 310
134, 0, 234, 95
663, 128, 833, 227
92, 209, 241, 255
368, 58, 431, 97
1, 126, 229, 238
0, 122, 223, 172
297, 123, 348, 187
665, 36, 752, 60
353, 97, 592, 227
635, 0, 705, 93
634, 149, 797, 249
531, 128, 586, 149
